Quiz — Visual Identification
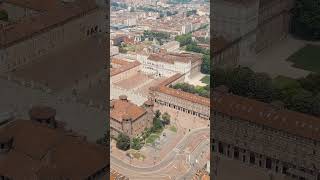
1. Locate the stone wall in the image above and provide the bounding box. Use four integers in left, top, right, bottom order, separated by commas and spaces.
153, 91, 210, 120
212, 112, 320, 180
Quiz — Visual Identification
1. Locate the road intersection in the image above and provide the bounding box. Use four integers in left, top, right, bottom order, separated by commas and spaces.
111, 127, 210, 179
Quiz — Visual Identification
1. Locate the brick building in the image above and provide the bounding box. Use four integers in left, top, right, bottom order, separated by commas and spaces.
0, 107, 108, 179
110, 95, 154, 138
212, 86, 320, 180
150, 74, 210, 120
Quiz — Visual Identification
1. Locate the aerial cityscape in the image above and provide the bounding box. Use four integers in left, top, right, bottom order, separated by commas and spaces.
109, 0, 210, 179
0, 0, 319, 179
0, 0, 109, 179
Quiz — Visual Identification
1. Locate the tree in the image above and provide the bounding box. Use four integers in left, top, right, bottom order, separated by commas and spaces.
131, 137, 143, 150
287, 89, 314, 114
116, 133, 130, 151
175, 34, 193, 46
153, 118, 163, 131
291, 0, 320, 40
299, 73, 320, 94
162, 112, 171, 125
229, 67, 255, 97
0, 10, 8, 21
312, 93, 320, 116
201, 54, 210, 74
155, 110, 161, 119
249, 72, 273, 103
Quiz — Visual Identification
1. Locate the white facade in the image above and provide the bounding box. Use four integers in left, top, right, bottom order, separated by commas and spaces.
142, 58, 191, 78
161, 41, 180, 52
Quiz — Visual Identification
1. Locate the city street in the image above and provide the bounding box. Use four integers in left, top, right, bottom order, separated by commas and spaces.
111, 127, 210, 179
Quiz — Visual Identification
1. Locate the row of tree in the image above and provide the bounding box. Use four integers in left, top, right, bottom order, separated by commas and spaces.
186, 10, 197, 17
175, 34, 210, 74
213, 67, 320, 116
142, 30, 170, 45
111, 2, 128, 9
291, 0, 320, 40
167, 0, 192, 4
0, 10, 8, 21
171, 82, 210, 98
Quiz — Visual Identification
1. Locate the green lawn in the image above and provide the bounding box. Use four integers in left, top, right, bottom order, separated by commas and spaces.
128, 150, 145, 160
272, 75, 299, 89
146, 134, 160, 144
287, 44, 320, 73
124, 45, 136, 52
201, 75, 210, 85
169, 126, 177, 133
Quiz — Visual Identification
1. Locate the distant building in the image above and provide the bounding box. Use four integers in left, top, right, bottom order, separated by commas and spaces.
160, 41, 180, 53
141, 52, 202, 78
110, 95, 154, 138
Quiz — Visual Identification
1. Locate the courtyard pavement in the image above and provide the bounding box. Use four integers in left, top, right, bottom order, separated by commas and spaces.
185, 73, 207, 87
243, 36, 311, 78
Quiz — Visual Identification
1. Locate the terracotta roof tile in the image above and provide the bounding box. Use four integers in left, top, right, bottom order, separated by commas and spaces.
151, 74, 210, 107
110, 98, 146, 122
0, 119, 107, 179
213, 90, 320, 141
148, 52, 202, 64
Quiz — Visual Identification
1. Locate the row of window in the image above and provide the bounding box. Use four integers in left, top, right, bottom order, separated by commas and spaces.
213, 140, 319, 180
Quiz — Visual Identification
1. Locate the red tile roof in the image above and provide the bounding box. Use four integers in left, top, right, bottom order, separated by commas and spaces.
148, 52, 202, 64
213, 90, 320, 141
0, 119, 108, 179
110, 97, 146, 122
151, 73, 210, 107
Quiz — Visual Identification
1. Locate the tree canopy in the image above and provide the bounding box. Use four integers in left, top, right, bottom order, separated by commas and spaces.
291, 0, 320, 40
116, 133, 130, 151
213, 67, 320, 116
0, 10, 8, 21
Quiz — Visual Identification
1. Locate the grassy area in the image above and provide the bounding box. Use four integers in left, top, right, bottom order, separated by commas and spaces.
123, 45, 136, 52
146, 134, 160, 144
169, 126, 177, 133
201, 75, 210, 85
272, 75, 299, 89
287, 44, 320, 73
128, 150, 145, 160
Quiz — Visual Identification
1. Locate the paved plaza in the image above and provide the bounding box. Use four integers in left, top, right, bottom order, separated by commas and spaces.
111, 100, 210, 179
185, 73, 207, 87
246, 36, 311, 78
